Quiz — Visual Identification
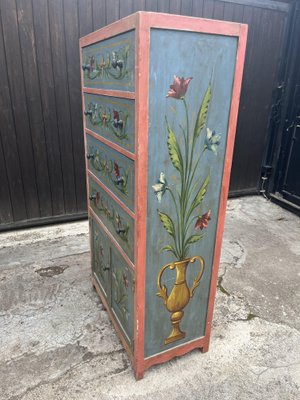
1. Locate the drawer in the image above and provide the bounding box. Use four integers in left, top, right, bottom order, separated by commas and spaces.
84, 93, 135, 153
82, 30, 135, 91
86, 134, 135, 212
90, 218, 111, 301
88, 177, 134, 263
111, 246, 134, 345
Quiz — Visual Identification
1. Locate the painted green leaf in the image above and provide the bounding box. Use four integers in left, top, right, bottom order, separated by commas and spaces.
185, 234, 204, 245
158, 211, 175, 237
166, 119, 184, 175
160, 244, 177, 256
191, 174, 210, 210
194, 84, 212, 139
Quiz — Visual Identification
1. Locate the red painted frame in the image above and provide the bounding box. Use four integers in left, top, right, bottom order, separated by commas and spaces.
80, 11, 247, 380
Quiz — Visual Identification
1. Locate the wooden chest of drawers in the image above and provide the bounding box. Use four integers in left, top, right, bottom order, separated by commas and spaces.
80, 12, 247, 379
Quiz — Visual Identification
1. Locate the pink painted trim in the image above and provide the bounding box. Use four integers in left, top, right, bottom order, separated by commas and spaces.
203, 24, 248, 345
83, 87, 135, 99
139, 11, 242, 36
80, 13, 138, 47
88, 170, 135, 220
89, 207, 135, 270
85, 128, 135, 160
143, 336, 207, 370
133, 12, 150, 379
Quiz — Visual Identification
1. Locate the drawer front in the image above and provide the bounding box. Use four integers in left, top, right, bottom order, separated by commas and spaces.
86, 134, 135, 211
88, 177, 134, 263
84, 93, 135, 153
111, 246, 134, 345
90, 218, 110, 301
82, 30, 135, 91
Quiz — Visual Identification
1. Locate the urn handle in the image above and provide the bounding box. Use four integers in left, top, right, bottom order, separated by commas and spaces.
189, 255, 205, 298
156, 262, 175, 304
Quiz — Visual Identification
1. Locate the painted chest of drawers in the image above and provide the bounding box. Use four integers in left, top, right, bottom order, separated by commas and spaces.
80, 12, 247, 379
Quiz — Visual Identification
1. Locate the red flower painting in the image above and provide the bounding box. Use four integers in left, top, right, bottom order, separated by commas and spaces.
113, 162, 120, 178
166, 75, 193, 99
195, 210, 211, 231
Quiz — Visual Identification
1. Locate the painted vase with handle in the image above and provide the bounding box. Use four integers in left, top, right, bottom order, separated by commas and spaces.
157, 255, 205, 345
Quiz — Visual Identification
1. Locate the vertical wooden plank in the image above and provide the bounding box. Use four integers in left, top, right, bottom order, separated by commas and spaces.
132, 0, 146, 12
169, 0, 181, 14
231, 6, 263, 191
145, 0, 158, 12
213, 1, 225, 20
232, 4, 244, 22
16, 0, 53, 218
0, 7, 27, 223
64, 0, 87, 212
120, 0, 133, 18
223, 1, 235, 21
202, 0, 214, 19
48, 0, 77, 213
0, 0, 39, 219
92, 0, 106, 29
192, 0, 204, 17
32, 0, 65, 216
181, 0, 193, 16
106, 0, 120, 24
78, 0, 94, 36
157, 0, 170, 13
0, 131, 14, 224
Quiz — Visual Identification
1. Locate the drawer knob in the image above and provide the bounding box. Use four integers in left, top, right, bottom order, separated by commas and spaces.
84, 110, 93, 116
89, 194, 97, 201
86, 153, 94, 160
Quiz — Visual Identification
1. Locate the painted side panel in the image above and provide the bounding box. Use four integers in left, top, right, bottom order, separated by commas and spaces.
83, 93, 135, 153
82, 30, 135, 91
111, 246, 134, 346
88, 177, 135, 263
86, 134, 135, 211
144, 29, 238, 358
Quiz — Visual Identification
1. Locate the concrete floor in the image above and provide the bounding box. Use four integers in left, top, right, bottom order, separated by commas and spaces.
0, 196, 299, 400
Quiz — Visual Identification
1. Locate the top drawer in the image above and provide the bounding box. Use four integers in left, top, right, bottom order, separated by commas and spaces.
82, 30, 135, 92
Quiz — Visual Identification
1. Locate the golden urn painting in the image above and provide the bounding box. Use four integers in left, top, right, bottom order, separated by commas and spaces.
152, 75, 221, 345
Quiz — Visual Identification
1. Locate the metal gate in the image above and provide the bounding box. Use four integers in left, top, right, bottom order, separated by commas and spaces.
263, 0, 300, 214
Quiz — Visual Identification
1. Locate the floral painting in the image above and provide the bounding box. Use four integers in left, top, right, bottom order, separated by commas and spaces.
152, 75, 221, 261
152, 75, 221, 345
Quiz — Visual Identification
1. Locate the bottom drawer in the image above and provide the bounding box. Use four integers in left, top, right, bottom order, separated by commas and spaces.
90, 217, 134, 346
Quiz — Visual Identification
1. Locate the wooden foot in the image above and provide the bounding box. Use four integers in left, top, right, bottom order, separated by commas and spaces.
134, 367, 144, 380
200, 342, 209, 353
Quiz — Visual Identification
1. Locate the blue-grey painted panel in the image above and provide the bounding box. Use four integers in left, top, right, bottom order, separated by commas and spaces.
89, 177, 135, 263
111, 247, 134, 346
84, 93, 135, 153
86, 134, 135, 211
145, 29, 238, 357
82, 30, 135, 91
90, 217, 111, 302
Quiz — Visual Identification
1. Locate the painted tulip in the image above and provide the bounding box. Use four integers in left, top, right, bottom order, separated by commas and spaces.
166, 75, 193, 99
195, 209, 211, 230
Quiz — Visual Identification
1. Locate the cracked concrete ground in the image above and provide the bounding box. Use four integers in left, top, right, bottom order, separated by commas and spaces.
0, 196, 299, 400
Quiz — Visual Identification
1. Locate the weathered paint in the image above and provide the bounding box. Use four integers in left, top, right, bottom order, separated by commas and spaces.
86, 133, 135, 211
82, 30, 135, 91
84, 93, 135, 153
144, 28, 238, 358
